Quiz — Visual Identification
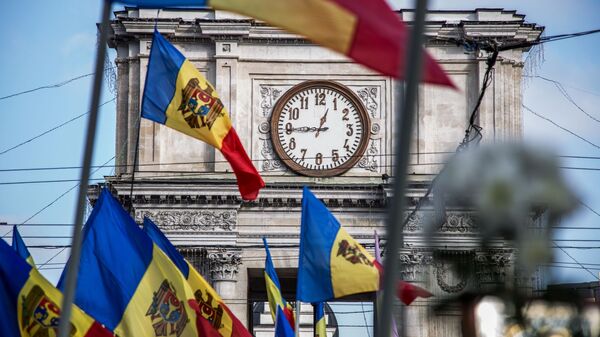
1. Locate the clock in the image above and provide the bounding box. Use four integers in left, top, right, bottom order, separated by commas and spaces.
270, 81, 371, 177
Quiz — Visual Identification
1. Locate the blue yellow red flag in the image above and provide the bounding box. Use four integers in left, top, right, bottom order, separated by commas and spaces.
115, 0, 453, 88
274, 307, 295, 337
143, 217, 253, 337
12, 225, 35, 266
142, 29, 264, 200
0, 236, 113, 337
314, 302, 327, 337
263, 237, 295, 329
57, 188, 203, 337
297, 187, 380, 302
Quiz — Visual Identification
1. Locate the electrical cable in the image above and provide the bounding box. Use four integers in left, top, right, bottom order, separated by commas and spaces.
0, 67, 116, 101
523, 104, 600, 150
7, 152, 600, 174
530, 75, 600, 124
0, 98, 116, 156
1, 155, 116, 239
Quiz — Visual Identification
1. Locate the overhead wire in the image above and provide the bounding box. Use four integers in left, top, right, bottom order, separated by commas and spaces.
0, 67, 116, 101
523, 104, 600, 150
0, 98, 116, 156
6, 152, 600, 174
530, 75, 600, 124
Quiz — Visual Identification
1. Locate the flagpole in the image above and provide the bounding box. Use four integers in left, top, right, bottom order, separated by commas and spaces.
378, 1, 428, 337
295, 301, 301, 337
57, 1, 111, 337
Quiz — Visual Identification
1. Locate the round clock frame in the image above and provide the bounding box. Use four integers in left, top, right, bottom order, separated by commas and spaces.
270, 80, 371, 177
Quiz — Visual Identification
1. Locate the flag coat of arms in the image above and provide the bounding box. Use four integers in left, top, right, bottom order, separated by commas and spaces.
141, 29, 264, 200
0, 236, 113, 337
143, 217, 252, 337
58, 189, 205, 337
297, 187, 381, 302
117, 0, 454, 88
12, 225, 35, 266
262, 237, 295, 329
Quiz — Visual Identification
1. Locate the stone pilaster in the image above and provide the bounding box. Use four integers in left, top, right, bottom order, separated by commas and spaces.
208, 250, 242, 302
115, 54, 129, 175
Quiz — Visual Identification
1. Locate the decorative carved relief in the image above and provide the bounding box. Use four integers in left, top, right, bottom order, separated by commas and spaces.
356, 87, 379, 118
137, 210, 237, 232
434, 261, 468, 293
404, 212, 424, 232
208, 250, 242, 281
439, 214, 477, 233
260, 86, 282, 117
474, 251, 512, 283
260, 139, 285, 172
258, 86, 287, 172
358, 138, 380, 172
398, 251, 433, 281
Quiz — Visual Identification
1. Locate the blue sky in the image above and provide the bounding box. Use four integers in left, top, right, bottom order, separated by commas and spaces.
0, 0, 599, 286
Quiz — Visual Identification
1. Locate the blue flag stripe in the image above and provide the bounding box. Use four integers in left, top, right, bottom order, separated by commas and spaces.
12, 225, 31, 261
0, 239, 32, 336
143, 217, 190, 278
274, 307, 295, 337
141, 30, 186, 124
58, 189, 155, 330
297, 187, 337, 301
263, 237, 283, 290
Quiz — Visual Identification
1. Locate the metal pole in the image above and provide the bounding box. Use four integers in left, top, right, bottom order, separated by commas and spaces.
57, 1, 111, 337
295, 301, 301, 337
377, 1, 429, 337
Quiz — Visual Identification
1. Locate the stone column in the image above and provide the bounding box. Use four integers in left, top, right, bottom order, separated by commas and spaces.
208, 250, 242, 298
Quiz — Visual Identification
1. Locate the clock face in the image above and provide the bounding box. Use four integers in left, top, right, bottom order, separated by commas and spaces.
270, 81, 371, 177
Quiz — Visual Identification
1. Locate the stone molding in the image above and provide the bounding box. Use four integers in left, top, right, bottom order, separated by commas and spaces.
208, 250, 242, 281
136, 209, 237, 232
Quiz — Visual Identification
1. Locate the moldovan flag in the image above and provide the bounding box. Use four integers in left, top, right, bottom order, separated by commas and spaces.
142, 29, 264, 200
118, 0, 454, 87
143, 217, 253, 337
274, 307, 295, 337
314, 302, 327, 337
263, 237, 295, 329
57, 189, 202, 337
12, 225, 34, 266
297, 187, 380, 302
0, 236, 113, 337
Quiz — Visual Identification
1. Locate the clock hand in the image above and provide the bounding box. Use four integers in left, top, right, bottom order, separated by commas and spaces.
315, 109, 329, 138
291, 126, 330, 133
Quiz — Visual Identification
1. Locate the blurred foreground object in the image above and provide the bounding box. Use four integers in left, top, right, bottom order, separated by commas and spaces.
435, 143, 577, 271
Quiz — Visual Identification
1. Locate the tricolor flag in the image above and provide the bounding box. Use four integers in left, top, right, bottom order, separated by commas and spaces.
297, 187, 380, 302
263, 237, 295, 329
313, 302, 327, 337
12, 225, 35, 266
143, 217, 253, 337
0, 237, 113, 337
274, 307, 295, 337
116, 0, 454, 88
58, 189, 204, 337
374, 231, 432, 306
142, 30, 264, 200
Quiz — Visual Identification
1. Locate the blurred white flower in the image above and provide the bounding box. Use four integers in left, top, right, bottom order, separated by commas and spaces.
438, 144, 576, 235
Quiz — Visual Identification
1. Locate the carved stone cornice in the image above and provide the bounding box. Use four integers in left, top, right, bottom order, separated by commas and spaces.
208, 250, 242, 281
136, 209, 237, 232
403, 212, 478, 233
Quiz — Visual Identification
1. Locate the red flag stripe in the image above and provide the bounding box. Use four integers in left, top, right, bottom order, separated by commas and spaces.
220, 128, 265, 201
